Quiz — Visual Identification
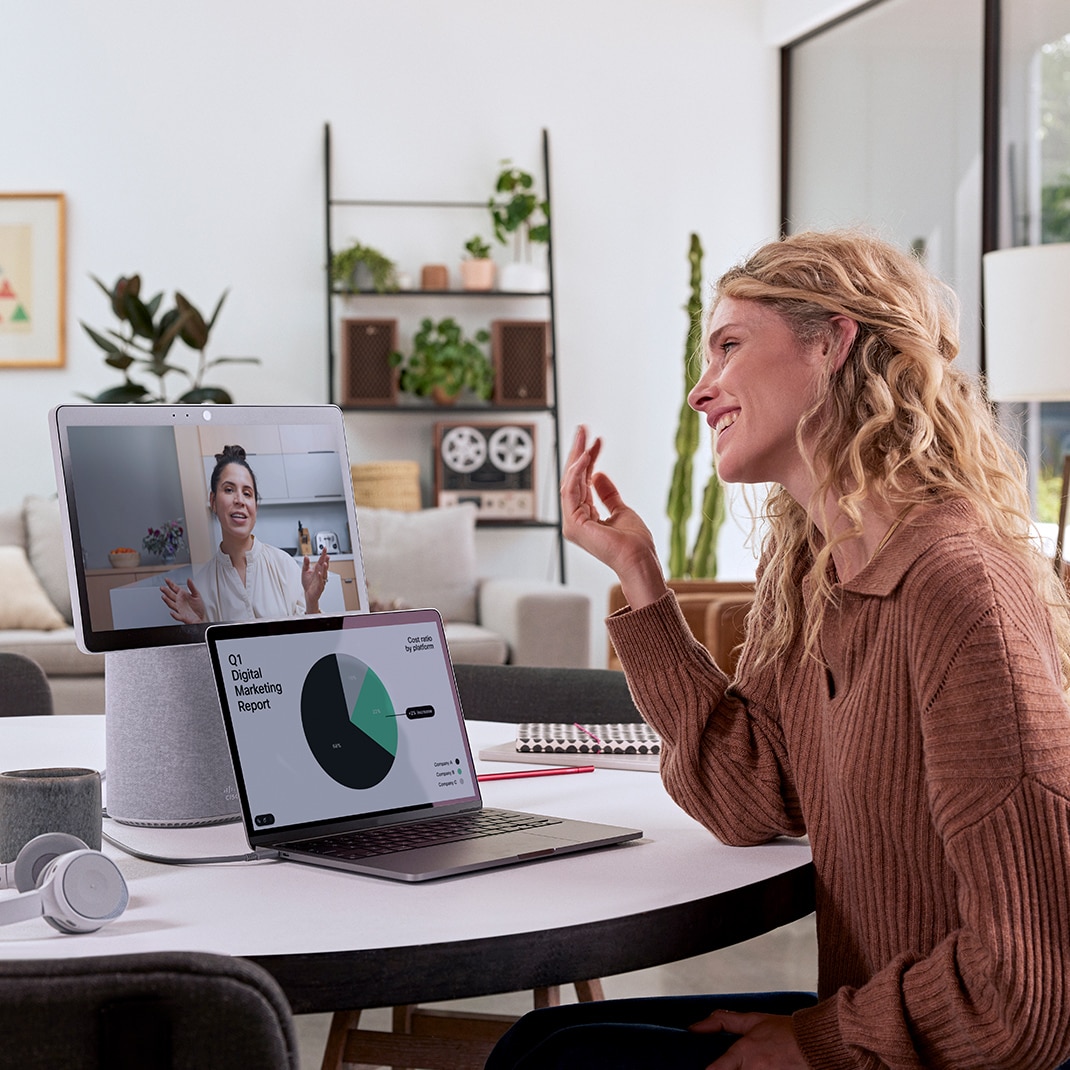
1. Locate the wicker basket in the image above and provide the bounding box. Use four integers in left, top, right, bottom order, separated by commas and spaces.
351, 461, 422, 512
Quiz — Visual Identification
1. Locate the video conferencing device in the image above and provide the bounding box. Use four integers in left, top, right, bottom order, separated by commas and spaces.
49, 404, 368, 826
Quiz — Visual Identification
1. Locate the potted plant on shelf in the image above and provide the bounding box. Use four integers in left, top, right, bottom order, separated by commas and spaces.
390, 317, 493, 405
488, 162, 550, 292
460, 235, 496, 291
79, 274, 259, 403
330, 240, 399, 293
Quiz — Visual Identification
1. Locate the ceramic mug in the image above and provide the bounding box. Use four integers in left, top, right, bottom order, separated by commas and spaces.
0, 767, 102, 862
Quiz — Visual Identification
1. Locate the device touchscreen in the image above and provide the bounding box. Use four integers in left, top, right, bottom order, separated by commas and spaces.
50, 404, 367, 654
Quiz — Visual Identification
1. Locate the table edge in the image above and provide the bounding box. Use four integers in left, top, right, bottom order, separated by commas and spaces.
249, 860, 816, 1014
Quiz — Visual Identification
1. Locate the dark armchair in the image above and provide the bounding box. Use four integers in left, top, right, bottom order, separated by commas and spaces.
0, 951, 297, 1069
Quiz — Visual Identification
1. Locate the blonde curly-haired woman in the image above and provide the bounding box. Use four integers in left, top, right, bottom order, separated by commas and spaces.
487, 231, 1070, 1070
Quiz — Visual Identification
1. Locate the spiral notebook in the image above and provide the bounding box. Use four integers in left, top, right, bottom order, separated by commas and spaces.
478, 722, 661, 773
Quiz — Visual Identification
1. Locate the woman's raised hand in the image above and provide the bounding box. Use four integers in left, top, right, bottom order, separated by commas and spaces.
560, 426, 668, 610
161, 577, 207, 624
302, 546, 331, 614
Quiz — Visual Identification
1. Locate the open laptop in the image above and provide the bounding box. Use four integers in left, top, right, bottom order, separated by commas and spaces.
204, 607, 642, 881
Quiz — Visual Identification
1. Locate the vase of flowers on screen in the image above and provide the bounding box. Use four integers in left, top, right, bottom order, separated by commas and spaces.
143, 519, 186, 565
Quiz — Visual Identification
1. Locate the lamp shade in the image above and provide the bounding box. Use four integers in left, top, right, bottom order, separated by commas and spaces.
982, 243, 1070, 402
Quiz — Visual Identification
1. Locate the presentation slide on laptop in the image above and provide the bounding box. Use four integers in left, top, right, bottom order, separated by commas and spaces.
213, 617, 480, 833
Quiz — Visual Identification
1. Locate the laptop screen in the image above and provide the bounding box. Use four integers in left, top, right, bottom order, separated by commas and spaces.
206, 608, 482, 845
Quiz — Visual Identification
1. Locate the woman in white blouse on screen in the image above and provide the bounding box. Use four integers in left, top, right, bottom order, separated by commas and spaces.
161, 444, 330, 624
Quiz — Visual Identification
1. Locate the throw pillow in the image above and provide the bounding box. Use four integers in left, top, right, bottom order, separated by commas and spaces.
0, 545, 68, 630
355, 504, 478, 623
23, 495, 73, 624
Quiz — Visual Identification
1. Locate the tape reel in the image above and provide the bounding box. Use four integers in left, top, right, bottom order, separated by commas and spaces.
435, 422, 536, 519
441, 425, 534, 474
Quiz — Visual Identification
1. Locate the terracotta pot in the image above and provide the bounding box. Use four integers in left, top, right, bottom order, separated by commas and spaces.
460, 259, 496, 291
431, 385, 460, 406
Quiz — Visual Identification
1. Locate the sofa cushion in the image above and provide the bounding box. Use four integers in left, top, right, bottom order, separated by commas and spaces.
0, 546, 67, 631
23, 495, 73, 625
442, 622, 509, 665
355, 505, 478, 623
0, 507, 24, 549
0, 628, 102, 676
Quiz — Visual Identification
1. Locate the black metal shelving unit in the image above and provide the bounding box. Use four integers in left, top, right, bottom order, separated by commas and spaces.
322, 123, 566, 583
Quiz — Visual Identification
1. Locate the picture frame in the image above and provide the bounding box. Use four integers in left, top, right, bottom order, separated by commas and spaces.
0, 192, 66, 368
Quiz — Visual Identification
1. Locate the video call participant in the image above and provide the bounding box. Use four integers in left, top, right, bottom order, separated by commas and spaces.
486, 230, 1070, 1069
161, 444, 330, 624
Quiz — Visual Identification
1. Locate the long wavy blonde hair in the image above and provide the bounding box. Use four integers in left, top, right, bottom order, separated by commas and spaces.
713, 229, 1070, 682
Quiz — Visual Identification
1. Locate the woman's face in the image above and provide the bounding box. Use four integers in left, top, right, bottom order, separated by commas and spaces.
688, 296, 829, 499
210, 463, 258, 542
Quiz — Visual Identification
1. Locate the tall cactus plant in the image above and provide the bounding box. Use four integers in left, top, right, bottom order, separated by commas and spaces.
666, 234, 724, 578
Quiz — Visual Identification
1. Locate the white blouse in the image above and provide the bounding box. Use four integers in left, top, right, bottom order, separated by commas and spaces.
196, 537, 305, 622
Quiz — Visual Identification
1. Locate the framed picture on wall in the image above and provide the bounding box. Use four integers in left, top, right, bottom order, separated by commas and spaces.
0, 192, 66, 368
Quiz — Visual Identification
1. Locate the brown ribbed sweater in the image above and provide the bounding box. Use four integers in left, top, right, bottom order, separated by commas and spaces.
607, 500, 1070, 1069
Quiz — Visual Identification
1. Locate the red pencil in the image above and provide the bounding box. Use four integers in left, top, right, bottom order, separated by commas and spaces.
477, 766, 596, 782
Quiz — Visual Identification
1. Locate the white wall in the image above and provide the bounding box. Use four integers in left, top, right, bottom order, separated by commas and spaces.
762, 0, 866, 44
1, 0, 780, 666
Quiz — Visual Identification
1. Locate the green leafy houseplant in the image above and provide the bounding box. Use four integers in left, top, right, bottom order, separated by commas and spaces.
488, 162, 550, 256
667, 233, 724, 578
80, 274, 259, 404
391, 317, 493, 403
330, 241, 398, 293
464, 235, 493, 260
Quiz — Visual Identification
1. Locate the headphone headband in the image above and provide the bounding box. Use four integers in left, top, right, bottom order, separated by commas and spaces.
0, 832, 89, 893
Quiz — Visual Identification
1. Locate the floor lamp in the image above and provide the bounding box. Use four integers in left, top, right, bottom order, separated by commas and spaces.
982, 242, 1070, 572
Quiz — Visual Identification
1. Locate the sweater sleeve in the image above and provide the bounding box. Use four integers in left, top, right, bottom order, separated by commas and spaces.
795, 563, 1070, 1069
606, 590, 805, 844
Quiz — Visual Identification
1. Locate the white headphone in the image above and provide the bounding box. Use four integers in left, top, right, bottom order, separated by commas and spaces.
0, 833, 128, 934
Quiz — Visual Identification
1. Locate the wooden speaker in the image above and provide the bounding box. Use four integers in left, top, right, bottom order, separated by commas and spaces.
340, 318, 398, 406
492, 320, 549, 406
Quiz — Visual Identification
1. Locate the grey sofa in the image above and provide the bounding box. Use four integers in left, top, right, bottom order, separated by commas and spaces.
0, 496, 104, 715
0, 497, 591, 715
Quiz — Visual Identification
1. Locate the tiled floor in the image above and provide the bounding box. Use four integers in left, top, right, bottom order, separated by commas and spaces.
295, 912, 818, 1069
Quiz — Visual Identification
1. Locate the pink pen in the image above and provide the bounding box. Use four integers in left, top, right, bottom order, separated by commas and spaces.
477, 766, 595, 782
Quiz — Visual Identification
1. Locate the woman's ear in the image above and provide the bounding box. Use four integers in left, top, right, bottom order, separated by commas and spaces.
824, 315, 859, 372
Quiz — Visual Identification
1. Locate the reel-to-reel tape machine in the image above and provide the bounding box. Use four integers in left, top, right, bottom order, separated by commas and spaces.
434, 422, 536, 519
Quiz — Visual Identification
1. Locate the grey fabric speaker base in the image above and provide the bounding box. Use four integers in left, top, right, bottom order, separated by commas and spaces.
104, 646, 241, 827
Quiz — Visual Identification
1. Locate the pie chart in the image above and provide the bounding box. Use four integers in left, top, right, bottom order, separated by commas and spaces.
301, 653, 398, 789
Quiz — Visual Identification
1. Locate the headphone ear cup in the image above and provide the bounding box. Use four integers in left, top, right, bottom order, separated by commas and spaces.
6, 832, 89, 893
36, 850, 128, 934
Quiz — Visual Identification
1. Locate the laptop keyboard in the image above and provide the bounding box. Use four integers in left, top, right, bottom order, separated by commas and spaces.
289, 808, 562, 860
